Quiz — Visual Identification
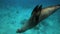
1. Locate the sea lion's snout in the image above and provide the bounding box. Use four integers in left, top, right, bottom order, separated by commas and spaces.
16, 29, 25, 33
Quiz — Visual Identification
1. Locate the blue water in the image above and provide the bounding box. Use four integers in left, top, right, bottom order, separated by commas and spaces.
0, 0, 60, 34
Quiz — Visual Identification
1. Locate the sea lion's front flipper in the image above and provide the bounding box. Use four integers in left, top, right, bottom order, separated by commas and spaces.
31, 5, 42, 15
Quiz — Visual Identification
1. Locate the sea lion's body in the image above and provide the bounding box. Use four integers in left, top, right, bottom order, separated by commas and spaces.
16, 4, 60, 33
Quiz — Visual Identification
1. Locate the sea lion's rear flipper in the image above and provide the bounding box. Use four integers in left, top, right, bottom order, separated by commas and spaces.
31, 5, 42, 15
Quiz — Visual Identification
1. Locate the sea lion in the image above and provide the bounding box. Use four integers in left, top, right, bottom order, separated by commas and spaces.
16, 4, 60, 33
